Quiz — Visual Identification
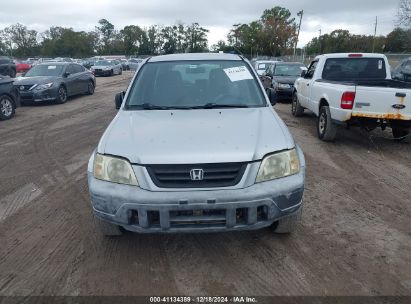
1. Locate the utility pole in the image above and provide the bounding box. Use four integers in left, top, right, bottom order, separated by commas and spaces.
372, 16, 378, 53
293, 10, 304, 59
318, 29, 322, 53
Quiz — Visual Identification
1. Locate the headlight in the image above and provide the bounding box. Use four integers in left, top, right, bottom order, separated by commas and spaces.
93, 153, 138, 186
34, 82, 53, 90
256, 149, 300, 183
277, 83, 291, 89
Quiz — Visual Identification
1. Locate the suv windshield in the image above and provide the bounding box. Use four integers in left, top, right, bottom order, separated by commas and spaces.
125, 60, 266, 109
25, 64, 64, 77
274, 64, 305, 76
322, 58, 387, 81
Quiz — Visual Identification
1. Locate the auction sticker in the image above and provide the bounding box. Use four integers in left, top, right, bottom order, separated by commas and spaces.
223, 66, 253, 82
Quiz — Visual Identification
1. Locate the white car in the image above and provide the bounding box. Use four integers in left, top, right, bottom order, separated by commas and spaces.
293, 53, 411, 141
91, 60, 122, 76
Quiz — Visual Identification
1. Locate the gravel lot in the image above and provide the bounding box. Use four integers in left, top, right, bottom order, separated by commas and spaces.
0, 71, 410, 296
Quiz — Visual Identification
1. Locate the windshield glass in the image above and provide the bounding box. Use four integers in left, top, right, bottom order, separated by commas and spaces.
25, 64, 64, 77
322, 58, 387, 81
274, 64, 305, 76
126, 60, 266, 109
95, 60, 113, 66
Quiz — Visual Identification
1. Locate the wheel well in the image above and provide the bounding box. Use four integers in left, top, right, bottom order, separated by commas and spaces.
319, 98, 329, 110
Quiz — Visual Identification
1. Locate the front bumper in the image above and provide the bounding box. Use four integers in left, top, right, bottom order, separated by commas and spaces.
275, 87, 293, 101
93, 70, 111, 76
19, 88, 58, 103
88, 163, 305, 233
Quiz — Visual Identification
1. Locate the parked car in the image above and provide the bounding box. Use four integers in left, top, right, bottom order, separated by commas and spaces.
0, 75, 20, 120
0, 57, 17, 78
293, 53, 411, 141
260, 62, 307, 103
120, 59, 129, 70
392, 57, 411, 82
252, 60, 281, 76
14, 62, 95, 104
126, 58, 142, 70
87, 53, 305, 236
14, 60, 32, 73
91, 60, 122, 76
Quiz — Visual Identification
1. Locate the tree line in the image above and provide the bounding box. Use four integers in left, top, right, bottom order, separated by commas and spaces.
0, 2, 410, 59
0, 19, 209, 58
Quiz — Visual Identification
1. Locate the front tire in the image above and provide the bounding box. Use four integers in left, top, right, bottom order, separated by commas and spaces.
0, 95, 15, 120
119, 68, 122, 75
94, 216, 123, 236
87, 80, 95, 95
291, 93, 304, 117
273, 208, 302, 234
317, 106, 337, 141
56, 86, 68, 104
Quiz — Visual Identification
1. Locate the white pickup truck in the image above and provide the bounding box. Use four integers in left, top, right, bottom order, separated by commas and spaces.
292, 53, 411, 141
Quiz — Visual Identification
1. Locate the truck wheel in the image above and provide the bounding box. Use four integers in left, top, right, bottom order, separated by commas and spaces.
94, 216, 123, 236
392, 126, 409, 141
273, 208, 302, 234
291, 94, 304, 117
318, 106, 337, 141
0, 95, 15, 120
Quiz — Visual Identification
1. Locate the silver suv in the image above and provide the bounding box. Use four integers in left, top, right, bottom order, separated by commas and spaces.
87, 53, 305, 236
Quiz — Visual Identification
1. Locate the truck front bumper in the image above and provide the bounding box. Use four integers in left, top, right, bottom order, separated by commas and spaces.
87, 168, 305, 233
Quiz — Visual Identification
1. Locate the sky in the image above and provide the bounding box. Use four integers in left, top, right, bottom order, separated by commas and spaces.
0, 0, 400, 48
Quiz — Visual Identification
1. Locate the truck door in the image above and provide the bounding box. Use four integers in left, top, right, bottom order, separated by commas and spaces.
297, 60, 318, 106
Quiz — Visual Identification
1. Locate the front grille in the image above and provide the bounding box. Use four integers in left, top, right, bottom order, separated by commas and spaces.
146, 162, 247, 188
95, 69, 102, 72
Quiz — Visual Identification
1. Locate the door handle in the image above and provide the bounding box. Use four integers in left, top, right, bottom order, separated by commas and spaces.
306, 83, 310, 86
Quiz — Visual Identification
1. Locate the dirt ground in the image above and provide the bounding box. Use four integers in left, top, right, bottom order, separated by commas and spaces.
0, 71, 410, 297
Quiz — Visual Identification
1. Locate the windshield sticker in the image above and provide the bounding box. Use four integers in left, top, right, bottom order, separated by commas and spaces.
223, 66, 253, 82
48, 66, 57, 69
378, 60, 383, 69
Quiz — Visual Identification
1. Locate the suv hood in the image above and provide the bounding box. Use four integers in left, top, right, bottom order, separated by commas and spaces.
98, 107, 294, 164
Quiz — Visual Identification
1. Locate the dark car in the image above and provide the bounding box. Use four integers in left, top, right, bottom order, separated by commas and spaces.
0, 75, 20, 120
0, 57, 17, 78
14, 62, 95, 104
260, 62, 306, 103
392, 58, 411, 82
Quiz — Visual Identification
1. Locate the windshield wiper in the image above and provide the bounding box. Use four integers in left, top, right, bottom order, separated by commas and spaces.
127, 103, 193, 110
193, 103, 250, 109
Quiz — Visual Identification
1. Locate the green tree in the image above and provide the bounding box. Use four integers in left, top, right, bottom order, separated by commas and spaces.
120, 25, 144, 56
3, 23, 38, 57
96, 19, 115, 54
397, 0, 411, 27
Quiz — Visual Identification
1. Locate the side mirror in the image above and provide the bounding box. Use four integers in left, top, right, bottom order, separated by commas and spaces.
63, 72, 70, 78
300, 70, 307, 78
266, 88, 277, 106
115, 91, 125, 110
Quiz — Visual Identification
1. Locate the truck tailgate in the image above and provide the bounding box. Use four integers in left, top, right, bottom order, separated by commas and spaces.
352, 86, 411, 120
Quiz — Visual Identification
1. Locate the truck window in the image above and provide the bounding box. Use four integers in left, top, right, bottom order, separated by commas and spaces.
322, 58, 387, 81
305, 61, 318, 79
